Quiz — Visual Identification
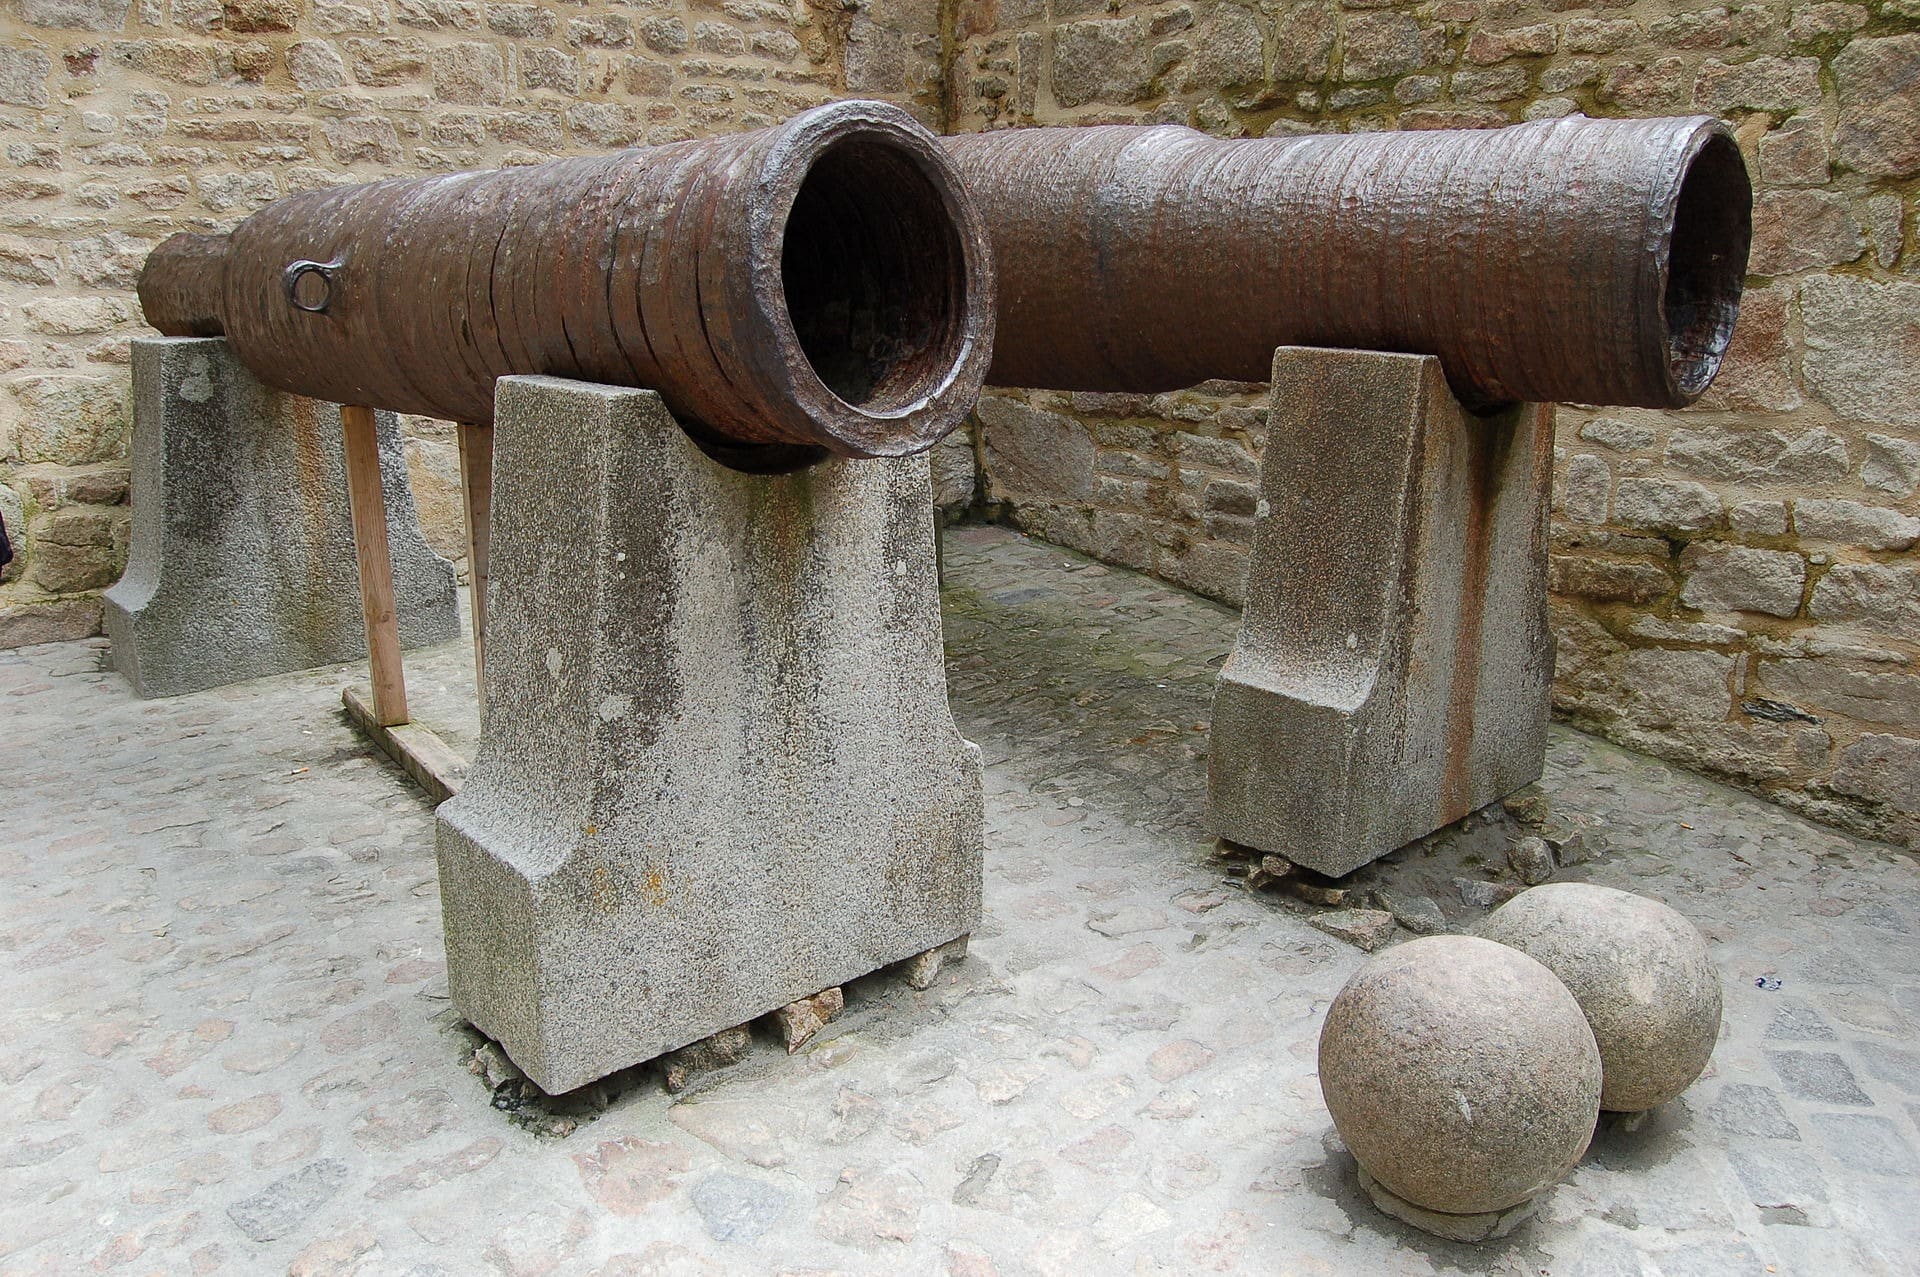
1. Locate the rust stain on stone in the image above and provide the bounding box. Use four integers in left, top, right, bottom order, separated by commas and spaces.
1439, 417, 1512, 823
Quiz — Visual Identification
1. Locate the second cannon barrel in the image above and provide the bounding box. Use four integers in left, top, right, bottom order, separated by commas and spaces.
942, 114, 1752, 410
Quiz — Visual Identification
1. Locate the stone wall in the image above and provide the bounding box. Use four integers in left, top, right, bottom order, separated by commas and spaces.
0, 0, 939, 643
949, 1, 1920, 847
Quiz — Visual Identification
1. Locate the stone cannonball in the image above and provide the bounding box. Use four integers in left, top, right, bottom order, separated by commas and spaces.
1318, 935, 1603, 1217
1477, 882, 1721, 1113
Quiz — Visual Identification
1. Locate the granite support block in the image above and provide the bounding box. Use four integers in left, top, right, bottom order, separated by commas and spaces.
105, 337, 459, 698
1208, 346, 1554, 877
436, 376, 984, 1095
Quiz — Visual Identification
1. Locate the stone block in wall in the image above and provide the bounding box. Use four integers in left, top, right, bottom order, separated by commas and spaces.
1784, 3, 1869, 43
1803, 276, 1920, 429
1793, 500, 1920, 551
0, 597, 102, 648
67, 232, 149, 290
1577, 417, 1658, 453
1730, 500, 1790, 535
1834, 35, 1920, 179
1549, 554, 1672, 604
1863, 435, 1920, 499
432, 41, 505, 104
21, 0, 132, 29
1273, 1, 1334, 80
1664, 425, 1850, 486
1464, 21, 1556, 64
27, 506, 126, 594
930, 430, 978, 511
1831, 734, 1920, 814
402, 434, 467, 562
1763, 661, 1920, 733
287, 39, 347, 89
1182, 4, 1263, 92
1620, 648, 1735, 729
1559, 454, 1610, 523
1052, 16, 1152, 107
1342, 12, 1444, 81
7, 374, 129, 467
1810, 564, 1920, 641
1695, 282, 1800, 414
0, 236, 61, 287
1758, 116, 1831, 187
0, 48, 53, 108
347, 35, 429, 86
1693, 56, 1821, 113
1750, 192, 1865, 275
1605, 58, 1689, 110
1612, 477, 1722, 534
978, 396, 1095, 502
1678, 544, 1806, 618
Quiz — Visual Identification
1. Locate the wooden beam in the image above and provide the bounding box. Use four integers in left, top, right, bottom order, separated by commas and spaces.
340, 404, 409, 728
343, 687, 467, 804
457, 420, 494, 711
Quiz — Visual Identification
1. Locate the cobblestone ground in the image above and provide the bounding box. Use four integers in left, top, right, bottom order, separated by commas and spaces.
4, 523, 1918, 1276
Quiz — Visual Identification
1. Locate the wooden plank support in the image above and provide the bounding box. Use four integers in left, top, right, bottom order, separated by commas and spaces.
343, 687, 467, 804
340, 404, 410, 728
457, 420, 494, 711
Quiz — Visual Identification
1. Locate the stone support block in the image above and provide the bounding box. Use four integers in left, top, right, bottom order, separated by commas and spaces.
105, 337, 458, 698
1209, 347, 1554, 877
436, 376, 983, 1095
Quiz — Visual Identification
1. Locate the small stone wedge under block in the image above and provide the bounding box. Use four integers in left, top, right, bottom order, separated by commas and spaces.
105, 337, 459, 698
1208, 346, 1554, 878
436, 376, 984, 1096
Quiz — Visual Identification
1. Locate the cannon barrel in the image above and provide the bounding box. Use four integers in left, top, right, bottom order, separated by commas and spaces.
138, 100, 996, 462
941, 115, 1750, 410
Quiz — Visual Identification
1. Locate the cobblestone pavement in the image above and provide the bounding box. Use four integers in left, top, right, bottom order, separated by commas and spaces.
4, 523, 1918, 1276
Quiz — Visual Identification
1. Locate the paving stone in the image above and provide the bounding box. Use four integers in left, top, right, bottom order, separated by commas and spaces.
1767, 1049, 1875, 1105
689, 1171, 787, 1243
1308, 908, 1398, 951
1373, 889, 1448, 935
1726, 1143, 1831, 1225
225, 1158, 350, 1242
1705, 1083, 1801, 1141
1808, 1112, 1918, 1177
1855, 1042, 1920, 1095
1507, 836, 1556, 885
1765, 1004, 1838, 1041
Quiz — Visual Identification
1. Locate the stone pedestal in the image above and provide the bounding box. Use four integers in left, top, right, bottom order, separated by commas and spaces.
436, 376, 983, 1095
105, 337, 459, 698
1209, 347, 1554, 878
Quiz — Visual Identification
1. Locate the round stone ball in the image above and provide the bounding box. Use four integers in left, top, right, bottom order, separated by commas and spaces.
1318, 935, 1603, 1216
1478, 882, 1721, 1113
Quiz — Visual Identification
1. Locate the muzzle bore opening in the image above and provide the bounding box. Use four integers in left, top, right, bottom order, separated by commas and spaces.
1663, 131, 1752, 402
779, 133, 969, 416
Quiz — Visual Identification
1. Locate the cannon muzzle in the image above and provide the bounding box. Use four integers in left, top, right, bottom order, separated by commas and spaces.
139, 101, 997, 464
942, 115, 1750, 410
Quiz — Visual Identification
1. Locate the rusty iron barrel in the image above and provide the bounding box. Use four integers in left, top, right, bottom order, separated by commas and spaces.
138, 100, 996, 462
942, 115, 1750, 410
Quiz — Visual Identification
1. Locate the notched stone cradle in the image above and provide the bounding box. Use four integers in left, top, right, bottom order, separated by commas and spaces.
436, 376, 984, 1095
1208, 346, 1555, 878
106, 336, 459, 699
